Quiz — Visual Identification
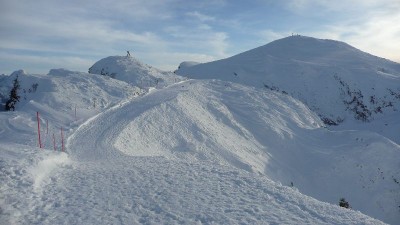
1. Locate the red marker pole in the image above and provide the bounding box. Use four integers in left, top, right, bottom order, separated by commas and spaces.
53, 133, 56, 151
37, 112, 42, 148
61, 127, 64, 152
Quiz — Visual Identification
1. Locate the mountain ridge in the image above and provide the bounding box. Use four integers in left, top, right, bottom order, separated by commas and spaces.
176, 35, 400, 143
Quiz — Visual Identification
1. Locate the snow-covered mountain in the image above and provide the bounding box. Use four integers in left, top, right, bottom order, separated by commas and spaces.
175, 35, 400, 142
88, 55, 183, 89
1, 38, 400, 224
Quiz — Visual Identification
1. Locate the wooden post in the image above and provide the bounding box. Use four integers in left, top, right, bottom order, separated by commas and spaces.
37, 112, 42, 148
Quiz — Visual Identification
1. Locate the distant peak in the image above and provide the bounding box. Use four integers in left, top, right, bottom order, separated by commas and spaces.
10, 69, 27, 77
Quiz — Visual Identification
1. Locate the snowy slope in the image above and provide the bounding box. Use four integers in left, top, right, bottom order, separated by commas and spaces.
0, 69, 140, 147
68, 79, 399, 224
1, 144, 385, 225
175, 35, 400, 143
0, 77, 387, 224
1, 55, 399, 224
89, 55, 183, 89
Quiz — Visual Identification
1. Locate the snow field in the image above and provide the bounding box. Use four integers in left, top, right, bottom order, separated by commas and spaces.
0, 144, 386, 225
68, 77, 399, 223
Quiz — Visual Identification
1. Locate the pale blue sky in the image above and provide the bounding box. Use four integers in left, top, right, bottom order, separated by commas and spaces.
1, 0, 399, 74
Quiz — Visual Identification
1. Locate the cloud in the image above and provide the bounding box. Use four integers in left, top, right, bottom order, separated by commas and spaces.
275, 0, 400, 62
0, 0, 233, 74
293, 3, 400, 63
334, 14, 400, 62
257, 30, 287, 43
286, 0, 400, 13
0, 0, 169, 61
0, 52, 95, 74
186, 11, 216, 22
1, 0, 399, 74
140, 52, 216, 71
163, 24, 230, 58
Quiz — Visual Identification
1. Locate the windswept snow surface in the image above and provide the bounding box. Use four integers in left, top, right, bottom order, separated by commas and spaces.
1, 144, 384, 225
0, 73, 391, 224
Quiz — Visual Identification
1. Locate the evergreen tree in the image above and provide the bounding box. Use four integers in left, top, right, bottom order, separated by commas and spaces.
5, 76, 21, 111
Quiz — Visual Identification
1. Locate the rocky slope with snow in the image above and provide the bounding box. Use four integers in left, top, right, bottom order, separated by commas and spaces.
176, 35, 400, 143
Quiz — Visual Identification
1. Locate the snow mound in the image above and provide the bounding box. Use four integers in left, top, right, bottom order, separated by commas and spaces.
89, 55, 184, 89
175, 36, 400, 142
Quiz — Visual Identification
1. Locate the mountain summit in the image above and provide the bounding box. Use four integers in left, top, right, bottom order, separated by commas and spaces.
176, 36, 400, 128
